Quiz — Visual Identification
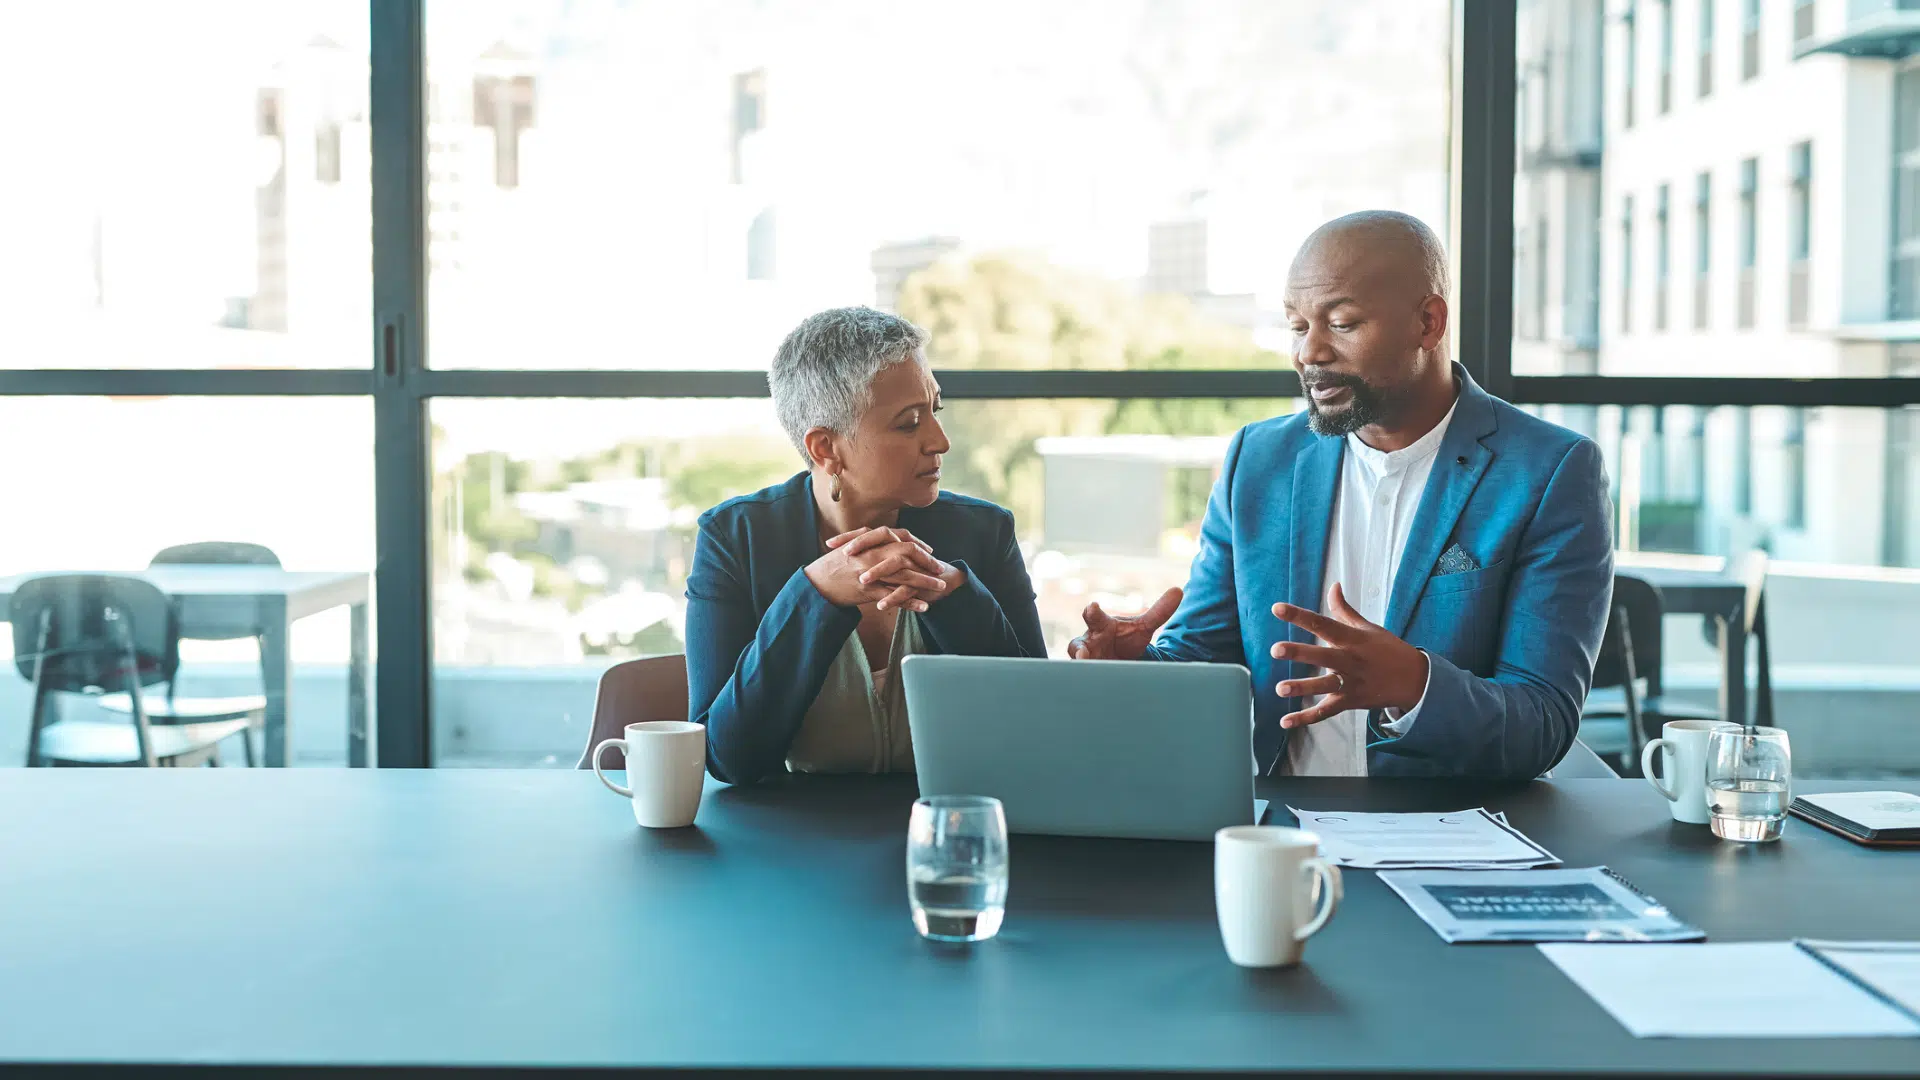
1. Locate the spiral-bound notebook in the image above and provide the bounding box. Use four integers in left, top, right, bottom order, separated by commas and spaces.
1377, 866, 1705, 943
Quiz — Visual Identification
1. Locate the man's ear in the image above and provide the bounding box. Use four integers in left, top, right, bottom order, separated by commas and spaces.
1418, 294, 1450, 352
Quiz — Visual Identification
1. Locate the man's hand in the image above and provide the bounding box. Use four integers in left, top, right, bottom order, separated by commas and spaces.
1067, 587, 1183, 661
1268, 583, 1428, 729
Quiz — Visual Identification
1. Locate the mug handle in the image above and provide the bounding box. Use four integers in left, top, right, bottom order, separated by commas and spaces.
1640, 738, 1678, 801
592, 739, 633, 798
1294, 858, 1341, 942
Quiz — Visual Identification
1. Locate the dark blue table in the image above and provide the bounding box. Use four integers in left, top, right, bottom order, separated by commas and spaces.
0, 770, 1912, 1076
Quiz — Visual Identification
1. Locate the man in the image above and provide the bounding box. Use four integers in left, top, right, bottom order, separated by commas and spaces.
1070, 211, 1612, 779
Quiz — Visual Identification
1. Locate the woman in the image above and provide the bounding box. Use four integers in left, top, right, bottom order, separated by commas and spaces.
686, 306, 1046, 784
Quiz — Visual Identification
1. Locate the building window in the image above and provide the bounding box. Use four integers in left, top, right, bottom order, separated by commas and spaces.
1659, 0, 1674, 114
732, 69, 768, 185
746, 207, 777, 280
473, 74, 536, 190
1624, 1, 1639, 129
1655, 183, 1671, 330
1698, 0, 1715, 97
1894, 68, 1920, 319
1738, 157, 1758, 329
1621, 193, 1636, 332
1742, 0, 1761, 81
1694, 172, 1712, 329
1535, 215, 1550, 340
315, 123, 342, 185
1789, 140, 1812, 328
1783, 407, 1808, 530
1734, 407, 1754, 515
1794, 0, 1816, 44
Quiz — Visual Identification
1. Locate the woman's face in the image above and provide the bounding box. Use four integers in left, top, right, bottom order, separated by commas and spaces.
833, 356, 949, 508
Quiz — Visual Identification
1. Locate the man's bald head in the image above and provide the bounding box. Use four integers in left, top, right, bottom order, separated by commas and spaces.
1284, 211, 1456, 444
1290, 210, 1449, 302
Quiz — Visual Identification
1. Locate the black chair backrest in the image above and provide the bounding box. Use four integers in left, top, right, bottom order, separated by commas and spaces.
8, 575, 179, 693
150, 542, 281, 568
1592, 573, 1666, 697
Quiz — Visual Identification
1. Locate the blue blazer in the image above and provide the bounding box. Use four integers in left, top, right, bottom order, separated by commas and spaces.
686, 472, 1046, 784
1147, 366, 1614, 779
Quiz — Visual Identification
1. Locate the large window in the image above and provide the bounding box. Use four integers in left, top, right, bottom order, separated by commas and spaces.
420, 1, 1450, 372
7, 1, 1917, 776
428, 396, 1290, 766
0, 3, 370, 370
0, 398, 374, 768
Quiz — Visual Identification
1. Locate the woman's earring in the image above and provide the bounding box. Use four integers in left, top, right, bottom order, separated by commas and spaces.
830, 472, 842, 503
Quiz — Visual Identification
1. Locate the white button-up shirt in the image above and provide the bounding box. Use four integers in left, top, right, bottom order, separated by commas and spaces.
1280, 401, 1457, 777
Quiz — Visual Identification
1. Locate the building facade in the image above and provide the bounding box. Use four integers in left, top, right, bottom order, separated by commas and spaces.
1518, 0, 1920, 567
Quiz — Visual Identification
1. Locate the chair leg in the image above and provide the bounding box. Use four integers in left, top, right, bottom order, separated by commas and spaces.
241, 728, 258, 767
1617, 605, 1647, 778
24, 610, 53, 768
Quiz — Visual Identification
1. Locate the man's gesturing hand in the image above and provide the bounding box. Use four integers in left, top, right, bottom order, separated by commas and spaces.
1067, 587, 1183, 661
1268, 583, 1428, 729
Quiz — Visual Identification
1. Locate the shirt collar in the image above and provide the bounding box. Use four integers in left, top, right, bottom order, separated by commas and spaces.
1345, 397, 1459, 479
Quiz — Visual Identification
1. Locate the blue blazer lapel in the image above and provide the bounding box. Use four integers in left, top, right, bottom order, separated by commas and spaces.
1383, 368, 1499, 638
1288, 435, 1343, 643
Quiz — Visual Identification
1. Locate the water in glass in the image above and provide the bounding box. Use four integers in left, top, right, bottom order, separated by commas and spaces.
907, 795, 1008, 943
1706, 726, 1791, 843
1707, 779, 1789, 841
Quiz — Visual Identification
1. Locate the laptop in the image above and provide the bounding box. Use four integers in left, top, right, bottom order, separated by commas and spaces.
901, 654, 1257, 841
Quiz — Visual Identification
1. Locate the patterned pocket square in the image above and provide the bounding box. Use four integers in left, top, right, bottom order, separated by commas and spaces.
1436, 543, 1481, 576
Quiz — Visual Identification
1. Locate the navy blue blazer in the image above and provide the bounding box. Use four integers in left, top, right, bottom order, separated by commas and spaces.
686, 472, 1046, 784
1146, 366, 1614, 780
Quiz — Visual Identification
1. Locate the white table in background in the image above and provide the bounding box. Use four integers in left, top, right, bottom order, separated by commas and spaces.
0, 568, 371, 767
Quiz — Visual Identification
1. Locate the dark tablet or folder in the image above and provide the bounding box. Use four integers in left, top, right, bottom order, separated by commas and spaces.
1789, 791, 1920, 848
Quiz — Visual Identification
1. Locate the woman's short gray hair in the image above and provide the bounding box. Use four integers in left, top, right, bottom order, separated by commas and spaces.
769, 306, 930, 461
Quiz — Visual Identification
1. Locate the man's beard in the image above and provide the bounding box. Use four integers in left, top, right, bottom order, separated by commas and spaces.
1303, 373, 1386, 437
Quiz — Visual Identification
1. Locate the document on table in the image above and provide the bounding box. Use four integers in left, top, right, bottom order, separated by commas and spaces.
1288, 807, 1559, 868
1379, 867, 1704, 943
1800, 941, 1920, 1020
1539, 943, 1920, 1038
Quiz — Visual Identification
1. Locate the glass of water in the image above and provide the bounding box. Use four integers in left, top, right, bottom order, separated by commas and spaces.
907, 794, 1008, 943
1706, 726, 1792, 842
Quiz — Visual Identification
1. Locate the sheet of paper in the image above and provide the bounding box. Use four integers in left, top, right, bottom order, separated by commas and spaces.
1289, 807, 1558, 868
1802, 942, 1920, 1019
1539, 943, 1920, 1038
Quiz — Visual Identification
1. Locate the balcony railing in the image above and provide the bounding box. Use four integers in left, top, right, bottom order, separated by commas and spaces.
1743, 28, 1761, 78
1698, 50, 1713, 96
1654, 279, 1669, 330
1794, 1, 1816, 44
1788, 260, 1811, 327
1738, 266, 1757, 328
1694, 274, 1711, 330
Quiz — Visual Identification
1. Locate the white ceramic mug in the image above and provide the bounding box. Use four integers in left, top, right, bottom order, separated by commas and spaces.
1214, 826, 1342, 968
593, 721, 707, 828
1641, 719, 1741, 825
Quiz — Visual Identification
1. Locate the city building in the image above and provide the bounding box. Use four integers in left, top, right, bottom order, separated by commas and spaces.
871, 236, 961, 311
1516, 0, 1920, 568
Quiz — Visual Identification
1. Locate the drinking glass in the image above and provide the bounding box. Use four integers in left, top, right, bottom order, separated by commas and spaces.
907, 795, 1008, 943
1706, 726, 1792, 842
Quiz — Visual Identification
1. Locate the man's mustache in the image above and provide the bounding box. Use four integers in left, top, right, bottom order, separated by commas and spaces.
1300, 371, 1368, 393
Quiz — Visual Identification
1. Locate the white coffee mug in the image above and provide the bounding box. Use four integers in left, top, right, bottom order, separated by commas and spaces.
1214, 825, 1342, 968
593, 721, 707, 828
1641, 719, 1741, 825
